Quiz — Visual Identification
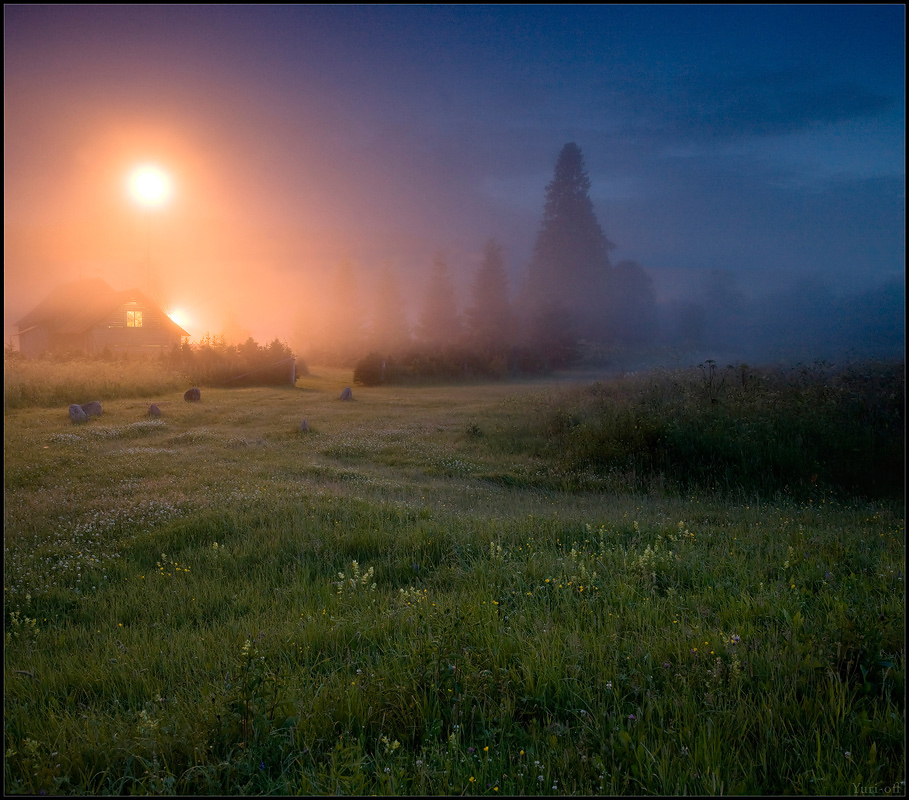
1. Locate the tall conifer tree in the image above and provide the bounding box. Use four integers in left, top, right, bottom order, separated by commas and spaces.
466, 238, 513, 354
417, 254, 461, 349
370, 262, 411, 354
522, 142, 614, 344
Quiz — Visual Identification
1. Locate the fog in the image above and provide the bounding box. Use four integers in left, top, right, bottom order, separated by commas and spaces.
4, 6, 904, 367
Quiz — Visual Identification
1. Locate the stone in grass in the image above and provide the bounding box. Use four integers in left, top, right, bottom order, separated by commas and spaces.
81, 400, 103, 417
340, 387, 353, 401
148, 404, 162, 417
69, 404, 88, 424
184, 387, 201, 402
299, 418, 309, 432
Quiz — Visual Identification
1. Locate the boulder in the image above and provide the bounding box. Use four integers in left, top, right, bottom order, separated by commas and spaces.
69, 404, 88, 424
340, 387, 353, 401
81, 400, 103, 417
148, 404, 162, 417
184, 387, 201, 402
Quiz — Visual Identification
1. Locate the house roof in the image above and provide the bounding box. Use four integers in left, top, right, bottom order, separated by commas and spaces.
16, 278, 191, 337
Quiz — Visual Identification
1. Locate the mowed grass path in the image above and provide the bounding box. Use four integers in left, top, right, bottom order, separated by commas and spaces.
4, 366, 905, 795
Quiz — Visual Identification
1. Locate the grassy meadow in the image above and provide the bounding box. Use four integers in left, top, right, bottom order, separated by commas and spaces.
3, 357, 905, 795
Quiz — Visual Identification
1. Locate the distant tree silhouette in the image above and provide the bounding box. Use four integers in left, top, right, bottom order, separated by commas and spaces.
184, 335, 299, 386
525, 300, 578, 369
521, 142, 615, 345
465, 239, 513, 356
369, 262, 411, 354
325, 259, 367, 364
416, 253, 462, 349
610, 260, 658, 346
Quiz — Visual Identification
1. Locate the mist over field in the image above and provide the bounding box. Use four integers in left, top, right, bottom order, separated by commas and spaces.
4, 6, 904, 369
3, 11, 905, 795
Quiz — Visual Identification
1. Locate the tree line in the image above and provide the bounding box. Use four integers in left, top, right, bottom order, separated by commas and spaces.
167, 334, 300, 387
295, 142, 659, 384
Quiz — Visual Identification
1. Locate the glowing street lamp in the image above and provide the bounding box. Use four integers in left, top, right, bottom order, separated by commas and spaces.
128, 164, 172, 208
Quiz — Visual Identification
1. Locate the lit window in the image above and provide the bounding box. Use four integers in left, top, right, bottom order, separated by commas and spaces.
127, 310, 143, 327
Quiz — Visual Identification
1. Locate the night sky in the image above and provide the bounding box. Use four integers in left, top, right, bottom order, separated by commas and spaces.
4, 5, 905, 352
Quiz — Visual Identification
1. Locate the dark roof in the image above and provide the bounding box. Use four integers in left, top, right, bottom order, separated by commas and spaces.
16, 278, 191, 337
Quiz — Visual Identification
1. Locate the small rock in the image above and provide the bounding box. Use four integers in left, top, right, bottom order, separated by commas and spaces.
184, 387, 201, 402
148, 404, 162, 417
69, 404, 88, 424
340, 387, 353, 401
81, 400, 103, 417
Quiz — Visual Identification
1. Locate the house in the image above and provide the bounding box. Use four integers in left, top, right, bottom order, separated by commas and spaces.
15, 278, 190, 357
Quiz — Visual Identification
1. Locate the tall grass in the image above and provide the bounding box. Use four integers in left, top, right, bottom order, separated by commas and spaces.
4, 361, 904, 794
483, 360, 905, 499
4, 356, 186, 410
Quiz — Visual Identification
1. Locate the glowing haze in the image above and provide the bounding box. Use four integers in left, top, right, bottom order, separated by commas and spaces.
3, 6, 904, 359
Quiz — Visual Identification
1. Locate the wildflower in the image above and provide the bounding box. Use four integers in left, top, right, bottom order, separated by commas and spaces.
606, 681, 613, 690
627, 714, 636, 721
844, 751, 851, 760
730, 634, 741, 645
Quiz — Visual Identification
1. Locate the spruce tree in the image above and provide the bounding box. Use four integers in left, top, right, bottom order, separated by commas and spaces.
466, 238, 513, 353
369, 262, 411, 354
522, 142, 614, 344
416, 253, 461, 349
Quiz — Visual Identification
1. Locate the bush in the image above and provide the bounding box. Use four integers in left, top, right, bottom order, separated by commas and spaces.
178, 336, 302, 387
353, 352, 387, 386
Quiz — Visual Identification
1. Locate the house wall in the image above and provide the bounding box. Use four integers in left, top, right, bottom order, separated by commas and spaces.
94, 301, 184, 354
19, 327, 49, 358
50, 331, 95, 353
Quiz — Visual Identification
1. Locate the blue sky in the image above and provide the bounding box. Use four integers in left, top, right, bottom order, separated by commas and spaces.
4, 4, 905, 344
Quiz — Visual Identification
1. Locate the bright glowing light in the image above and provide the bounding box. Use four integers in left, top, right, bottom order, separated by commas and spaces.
128, 164, 172, 207
167, 308, 190, 329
